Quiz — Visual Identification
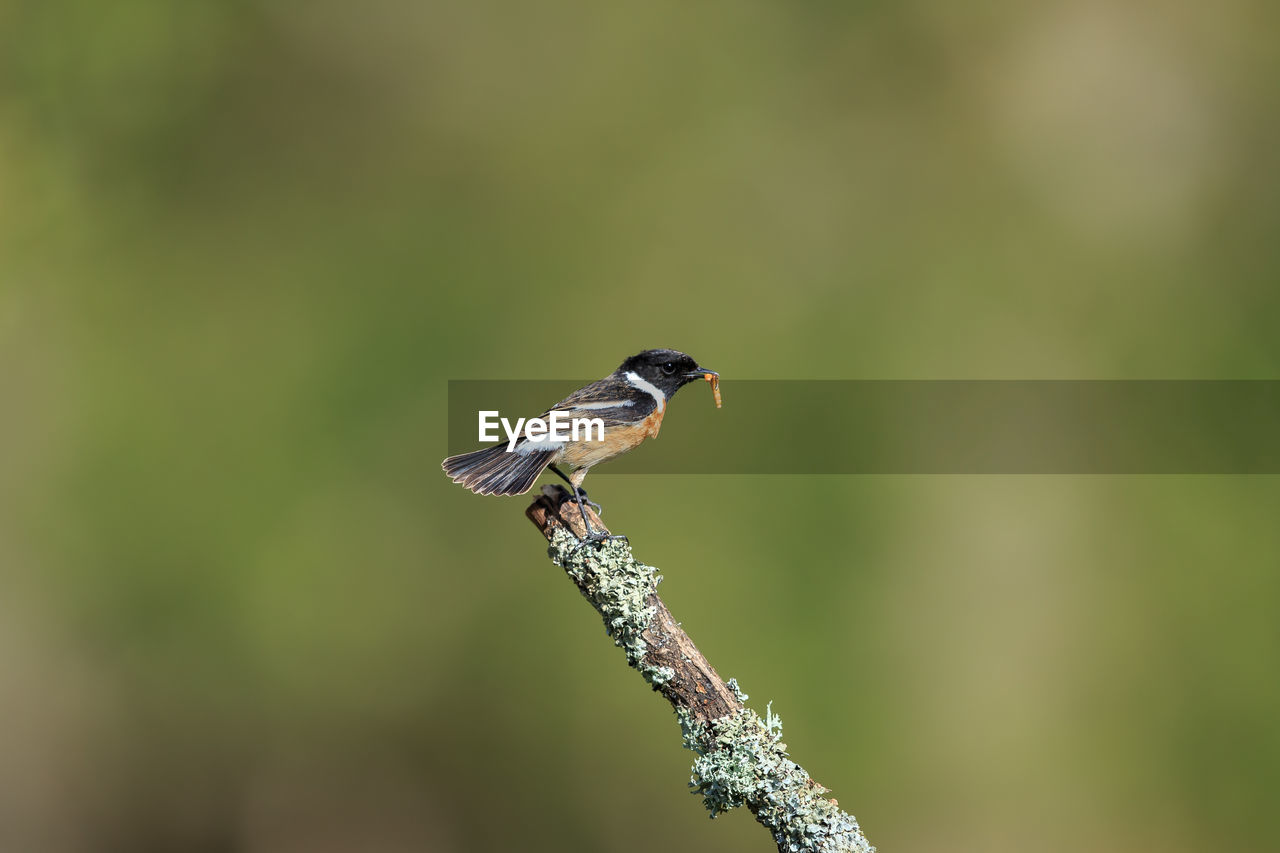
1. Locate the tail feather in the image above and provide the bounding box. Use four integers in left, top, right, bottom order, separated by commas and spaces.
442, 445, 556, 496
455, 447, 533, 493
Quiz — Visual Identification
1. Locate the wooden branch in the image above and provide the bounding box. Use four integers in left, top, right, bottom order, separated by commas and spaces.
526, 485, 742, 721
526, 485, 875, 853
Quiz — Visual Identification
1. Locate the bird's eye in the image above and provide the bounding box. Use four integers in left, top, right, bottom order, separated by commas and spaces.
662, 362, 676, 375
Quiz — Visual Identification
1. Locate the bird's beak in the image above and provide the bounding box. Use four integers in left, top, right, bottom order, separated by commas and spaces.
691, 368, 721, 407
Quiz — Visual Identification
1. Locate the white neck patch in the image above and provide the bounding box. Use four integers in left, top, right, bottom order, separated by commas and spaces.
625, 371, 666, 412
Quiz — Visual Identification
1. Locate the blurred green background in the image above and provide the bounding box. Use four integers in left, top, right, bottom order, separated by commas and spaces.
3, 2, 1279, 851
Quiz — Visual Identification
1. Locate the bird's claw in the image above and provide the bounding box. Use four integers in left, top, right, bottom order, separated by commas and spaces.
568, 530, 628, 555
572, 487, 602, 516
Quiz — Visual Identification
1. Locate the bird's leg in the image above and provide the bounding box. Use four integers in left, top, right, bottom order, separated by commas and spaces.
548, 465, 602, 515
548, 465, 626, 551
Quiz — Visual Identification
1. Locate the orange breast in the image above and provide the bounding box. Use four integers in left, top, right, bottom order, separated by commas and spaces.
559, 408, 664, 470
641, 405, 665, 438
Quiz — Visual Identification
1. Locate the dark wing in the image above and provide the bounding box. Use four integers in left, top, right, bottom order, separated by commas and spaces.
543, 375, 655, 427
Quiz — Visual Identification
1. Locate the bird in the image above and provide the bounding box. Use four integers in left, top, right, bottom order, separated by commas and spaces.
442, 348, 719, 543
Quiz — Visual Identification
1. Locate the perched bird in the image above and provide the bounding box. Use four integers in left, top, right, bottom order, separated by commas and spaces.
442, 348, 719, 542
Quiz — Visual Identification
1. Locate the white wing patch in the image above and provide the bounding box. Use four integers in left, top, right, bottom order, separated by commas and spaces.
563, 400, 635, 410
515, 440, 564, 454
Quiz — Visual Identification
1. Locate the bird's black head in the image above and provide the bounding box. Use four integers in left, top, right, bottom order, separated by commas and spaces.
616, 348, 714, 399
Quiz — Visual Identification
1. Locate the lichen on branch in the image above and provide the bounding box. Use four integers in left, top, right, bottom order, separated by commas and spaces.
546, 526, 673, 687
679, 702, 875, 853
